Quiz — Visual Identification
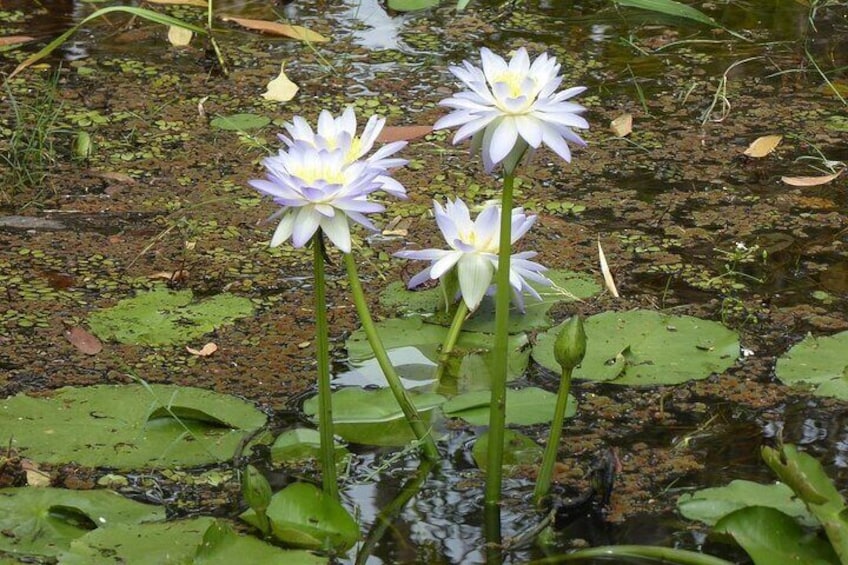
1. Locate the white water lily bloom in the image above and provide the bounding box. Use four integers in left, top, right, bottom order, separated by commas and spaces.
434, 47, 589, 173
395, 198, 551, 312
279, 106, 408, 197
249, 140, 392, 254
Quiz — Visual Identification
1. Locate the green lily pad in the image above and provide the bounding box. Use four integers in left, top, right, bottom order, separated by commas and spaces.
270, 428, 348, 464
387, 0, 439, 11
345, 316, 530, 383
241, 483, 359, 551
714, 506, 840, 565
1, 384, 267, 468
442, 387, 575, 426
0, 487, 164, 558
210, 113, 271, 131
303, 388, 444, 446
472, 429, 543, 471
775, 331, 848, 399
88, 286, 254, 346
532, 310, 740, 385
677, 480, 815, 527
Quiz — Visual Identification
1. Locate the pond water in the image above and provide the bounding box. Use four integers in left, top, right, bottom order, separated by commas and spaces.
1, 0, 847, 563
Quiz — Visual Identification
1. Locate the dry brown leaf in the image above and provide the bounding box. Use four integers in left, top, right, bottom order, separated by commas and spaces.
377, 125, 433, 143
598, 237, 620, 298
94, 171, 137, 184
148, 269, 189, 281
186, 342, 218, 356
743, 135, 782, 158
781, 169, 843, 186
146, 0, 207, 6
262, 62, 299, 102
610, 113, 632, 137
167, 25, 193, 47
0, 35, 35, 47
65, 326, 103, 355
22, 459, 51, 487
219, 15, 329, 42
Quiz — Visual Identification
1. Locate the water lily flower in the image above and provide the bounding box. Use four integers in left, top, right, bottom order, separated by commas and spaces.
395, 198, 551, 312
279, 106, 408, 198
434, 47, 589, 173
249, 140, 393, 254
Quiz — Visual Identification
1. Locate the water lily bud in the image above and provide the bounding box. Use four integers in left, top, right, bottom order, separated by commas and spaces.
554, 315, 586, 372
241, 464, 272, 513
72, 131, 92, 161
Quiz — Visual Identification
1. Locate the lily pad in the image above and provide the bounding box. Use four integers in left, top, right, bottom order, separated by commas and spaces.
775, 331, 848, 399
210, 113, 271, 131
87, 286, 254, 346
1, 384, 267, 468
303, 387, 444, 446
442, 387, 575, 426
472, 429, 544, 471
677, 480, 815, 527
0, 487, 164, 558
270, 428, 348, 464
532, 310, 740, 385
241, 483, 359, 551
387, 0, 439, 11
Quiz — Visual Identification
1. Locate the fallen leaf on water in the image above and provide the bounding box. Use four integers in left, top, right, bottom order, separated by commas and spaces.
377, 125, 433, 143
610, 113, 632, 137
781, 169, 843, 186
94, 171, 137, 184
146, 0, 208, 6
65, 326, 103, 355
22, 459, 51, 487
298, 341, 311, 349
219, 15, 329, 42
0, 35, 35, 47
743, 134, 782, 157
598, 237, 620, 298
262, 62, 299, 102
186, 342, 218, 356
167, 25, 193, 47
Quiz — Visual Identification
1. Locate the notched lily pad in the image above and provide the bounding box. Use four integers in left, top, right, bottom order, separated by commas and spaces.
775, 331, 848, 399
677, 480, 815, 527
0, 487, 164, 558
533, 310, 740, 385
442, 387, 575, 426
87, 286, 254, 346
1, 384, 267, 468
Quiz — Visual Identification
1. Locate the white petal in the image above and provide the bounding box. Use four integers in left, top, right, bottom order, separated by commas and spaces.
270, 212, 296, 247
514, 116, 543, 148
291, 207, 321, 248
458, 254, 494, 311
430, 252, 463, 279
321, 211, 351, 253
488, 118, 519, 165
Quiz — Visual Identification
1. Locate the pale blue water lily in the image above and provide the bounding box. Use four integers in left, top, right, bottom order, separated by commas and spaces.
279, 106, 408, 198
249, 140, 393, 254
395, 198, 551, 312
434, 47, 589, 173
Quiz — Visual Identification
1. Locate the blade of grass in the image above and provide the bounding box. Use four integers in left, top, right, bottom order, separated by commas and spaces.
615, 0, 749, 41
9, 6, 207, 79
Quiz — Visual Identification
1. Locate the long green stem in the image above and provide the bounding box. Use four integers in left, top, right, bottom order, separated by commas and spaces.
433, 300, 469, 384
485, 172, 515, 506
343, 253, 439, 461
533, 366, 573, 504
529, 545, 734, 565
313, 233, 338, 500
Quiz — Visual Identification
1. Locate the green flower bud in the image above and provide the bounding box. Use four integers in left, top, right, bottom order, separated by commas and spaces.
72, 131, 93, 161
554, 315, 586, 372
241, 464, 272, 513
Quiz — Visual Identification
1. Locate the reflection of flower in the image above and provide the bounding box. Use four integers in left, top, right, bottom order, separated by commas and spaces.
434, 47, 589, 173
249, 141, 391, 253
279, 106, 407, 197
395, 198, 551, 312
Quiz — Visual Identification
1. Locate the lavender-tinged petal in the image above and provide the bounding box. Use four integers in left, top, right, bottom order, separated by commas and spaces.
270, 212, 296, 247
407, 268, 434, 289
321, 212, 352, 253
430, 252, 463, 279
291, 207, 321, 248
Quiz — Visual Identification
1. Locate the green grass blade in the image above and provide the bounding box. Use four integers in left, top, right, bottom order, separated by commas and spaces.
615, 0, 748, 41
10, 6, 207, 79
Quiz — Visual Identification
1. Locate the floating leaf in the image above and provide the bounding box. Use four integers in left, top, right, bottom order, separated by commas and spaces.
0, 35, 35, 47
210, 113, 271, 131
533, 310, 740, 385
219, 16, 328, 42
781, 169, 843, 187
743, 135, 782, 157
442, 387, 574, 426
0, 487, 164, 558
262, 62, 299, 102
0, 384, 266, 468
87, 286, 253, 346
677, 480, 815, 527
270, 428, 347, 464
472, 429, 543, 471
388, 0, 440, 10
377, 125, 433, 143
714, 506, 840, 565
775, 330, 848, 399
186, 342, 218, 356
167, 25, 193, 47
610, 113, 633, 137
241, 483, 359, 551
64, 326, 102, 355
